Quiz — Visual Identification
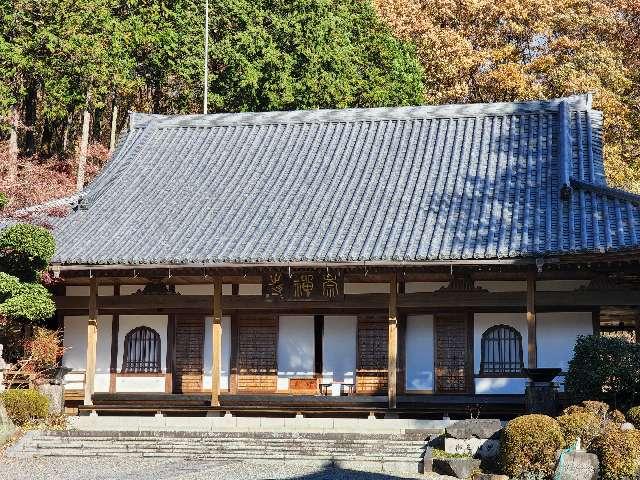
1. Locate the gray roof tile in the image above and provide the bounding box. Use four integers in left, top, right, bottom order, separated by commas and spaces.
48, 95, 640, 265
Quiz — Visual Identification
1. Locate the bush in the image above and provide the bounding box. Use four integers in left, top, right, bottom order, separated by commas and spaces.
0, 272, 55, 323
562, 400, 626, 425
500, 414, 565, 478
0, 223, 56, 281
557, 412, 602, 448
592, 428, 640, 480
0, 389, 49, 426
627, 406, 640, 428
0, 192, 7, 210
565, 335, 640, 411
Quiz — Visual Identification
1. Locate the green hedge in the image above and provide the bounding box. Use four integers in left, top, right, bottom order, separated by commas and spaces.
0, 389, 49, 426
565, 335, 640, 410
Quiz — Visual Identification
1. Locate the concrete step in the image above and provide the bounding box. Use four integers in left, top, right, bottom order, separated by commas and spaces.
8, 429, 431, 474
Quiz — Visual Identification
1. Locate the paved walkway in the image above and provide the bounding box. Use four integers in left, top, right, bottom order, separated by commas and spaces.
0, 456, 455, 480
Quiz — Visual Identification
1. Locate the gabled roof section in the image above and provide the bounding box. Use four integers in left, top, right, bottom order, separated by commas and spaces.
50, 94, 640, 266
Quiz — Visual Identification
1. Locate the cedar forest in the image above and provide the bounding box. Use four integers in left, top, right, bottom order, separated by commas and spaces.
1, 0, 640, 209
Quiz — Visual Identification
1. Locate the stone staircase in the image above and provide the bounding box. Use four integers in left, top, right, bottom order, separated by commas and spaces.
7, 430, 435, 473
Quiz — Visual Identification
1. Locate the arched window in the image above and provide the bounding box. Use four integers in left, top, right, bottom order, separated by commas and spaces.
122, 326, 161, 373
480, 325, 523, 375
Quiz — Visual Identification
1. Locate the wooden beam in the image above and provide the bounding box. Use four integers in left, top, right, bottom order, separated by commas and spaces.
84, 277, 98, 405
388, 274, 398, 409
55, 288, 640, 313
211, 277, 222, 406
592, 308, 601, 336
527, 270, 537, 369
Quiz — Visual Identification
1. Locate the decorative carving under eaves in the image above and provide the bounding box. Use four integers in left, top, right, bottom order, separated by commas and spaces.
133, 281, 179, 295
436, 277, 489, 293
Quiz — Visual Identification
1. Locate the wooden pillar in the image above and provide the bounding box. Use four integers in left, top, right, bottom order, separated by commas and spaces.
635, 312, 640, 344
211, 277, 222, 406
388, 274, 398, 409
109, 284, 120, 393
84, 277, 98, 405
527, 270, 537, 369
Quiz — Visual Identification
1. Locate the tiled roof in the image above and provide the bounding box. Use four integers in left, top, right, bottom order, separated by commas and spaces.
47, 94, 640, 265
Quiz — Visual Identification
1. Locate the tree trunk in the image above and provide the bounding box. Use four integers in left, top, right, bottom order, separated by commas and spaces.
7, 105, 19, 183
62, 114, 72, 153
24, 81, 38, 157
109, 104, 118, 153
76, 109, 91, 192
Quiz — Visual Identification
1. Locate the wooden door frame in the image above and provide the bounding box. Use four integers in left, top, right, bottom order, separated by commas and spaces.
172, 313, 206, 394
433, 311, 475, 395
232, 311, 279, 394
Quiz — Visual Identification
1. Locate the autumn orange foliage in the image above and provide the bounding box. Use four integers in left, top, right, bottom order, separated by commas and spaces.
0, 142, 109, 212
373, 0, 640, 193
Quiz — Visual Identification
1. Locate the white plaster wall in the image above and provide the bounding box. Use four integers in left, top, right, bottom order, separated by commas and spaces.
322, 315, 357, 384
65, 285, 114, 296
277, 315, 315, 391
116, 377, 165, 392
203, 315, 231, 391
405, 315, 434, 391
538, 312, 593, 371
344, 283, 389, 294
474, 313, 528, 394
404, 282, 448, 293
62, 315, 112, 391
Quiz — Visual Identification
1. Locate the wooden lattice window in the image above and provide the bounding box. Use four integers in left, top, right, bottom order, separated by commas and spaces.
480, 325, 523, 375
122, 326, 161, 373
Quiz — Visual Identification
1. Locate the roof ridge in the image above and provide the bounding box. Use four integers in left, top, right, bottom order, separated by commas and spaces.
128, 95, 593, 129
570, 178, 640, 205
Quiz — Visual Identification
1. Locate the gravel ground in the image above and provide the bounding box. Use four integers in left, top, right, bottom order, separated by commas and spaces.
0, 456, 455, 480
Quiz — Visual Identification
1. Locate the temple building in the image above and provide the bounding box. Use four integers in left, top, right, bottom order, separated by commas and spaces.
48, 94, 640, 416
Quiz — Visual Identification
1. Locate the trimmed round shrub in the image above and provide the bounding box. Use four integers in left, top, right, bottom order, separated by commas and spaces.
0, 223, 56, 281
627, 406, 640, 428
0, 389, 49, 426
0, 192, 8, 210
500, 414, 565, 478
592, 428, 640, 480
557, 412, 602, 448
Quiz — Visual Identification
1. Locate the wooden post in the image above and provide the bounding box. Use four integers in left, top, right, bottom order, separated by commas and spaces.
76, 108, 91, 192
388, 274, 398, 409
527, 270, 537, 369
109, 284, 120, 393
211, 277, 222, 406
84, 277, 98, 405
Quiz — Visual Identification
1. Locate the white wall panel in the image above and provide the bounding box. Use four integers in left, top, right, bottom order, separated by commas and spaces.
405, 315, 434, 391
537, 312, 593, 371
277, 315, 315, 391
322, 315, 357, 384
62, 314, 112, 391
